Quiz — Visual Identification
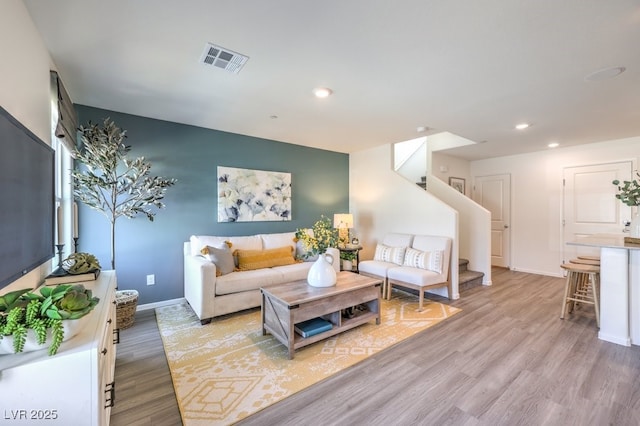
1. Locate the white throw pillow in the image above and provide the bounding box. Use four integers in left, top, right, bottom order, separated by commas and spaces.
373, 244, 406, 265
403, 247, 444, 274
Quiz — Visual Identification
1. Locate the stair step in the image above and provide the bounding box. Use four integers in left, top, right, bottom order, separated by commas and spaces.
459, 270, 484, 292
459, 258, 469, 273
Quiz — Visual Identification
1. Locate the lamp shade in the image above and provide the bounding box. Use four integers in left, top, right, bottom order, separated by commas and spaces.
333, 213, 353, 229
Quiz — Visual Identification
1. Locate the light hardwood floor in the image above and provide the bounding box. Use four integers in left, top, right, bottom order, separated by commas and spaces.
110, 268, 640, 425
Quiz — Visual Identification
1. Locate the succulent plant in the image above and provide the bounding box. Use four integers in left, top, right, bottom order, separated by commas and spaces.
0, 284, 99, 355
62, 252, 101, 274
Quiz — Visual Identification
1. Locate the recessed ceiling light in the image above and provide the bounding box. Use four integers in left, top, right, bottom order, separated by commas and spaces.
548, 142, 559, 148
515, 123, 530, 130
313, 87, 333, 98
584, 66, 626, 82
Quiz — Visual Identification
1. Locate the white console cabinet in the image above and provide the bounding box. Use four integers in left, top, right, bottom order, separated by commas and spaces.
0, 271, 118, 426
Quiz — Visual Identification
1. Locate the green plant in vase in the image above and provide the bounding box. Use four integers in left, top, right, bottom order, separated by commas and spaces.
295, 215, 338, 259
613, 171, 640, 237
0, 284, 99, 355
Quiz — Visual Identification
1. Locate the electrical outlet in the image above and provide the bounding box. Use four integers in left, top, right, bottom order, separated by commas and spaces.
146, 274, 155, 286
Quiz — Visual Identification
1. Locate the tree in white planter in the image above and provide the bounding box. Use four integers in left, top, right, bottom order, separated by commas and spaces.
71, 118, 176, 269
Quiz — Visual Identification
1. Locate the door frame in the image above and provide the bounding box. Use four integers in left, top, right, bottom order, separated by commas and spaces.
472, 173, 511, 268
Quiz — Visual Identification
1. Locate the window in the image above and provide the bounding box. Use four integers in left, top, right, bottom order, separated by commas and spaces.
50, 83, 74, 260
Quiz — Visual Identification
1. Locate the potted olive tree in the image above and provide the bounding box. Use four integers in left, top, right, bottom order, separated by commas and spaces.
71, 118, 176, 269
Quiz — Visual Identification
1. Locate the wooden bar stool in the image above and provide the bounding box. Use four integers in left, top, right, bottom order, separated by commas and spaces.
560, 263, 600, 328
570, 258, 600, 266
577, 255, 600, 261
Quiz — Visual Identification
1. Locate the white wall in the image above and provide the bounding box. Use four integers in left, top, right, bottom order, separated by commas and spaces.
1, 0, 55, 291
471, 136, 640, 277
428, 175, 491, 284
350, 144, 460, 298
396, 141, 427, 184
431, 151, 472, 195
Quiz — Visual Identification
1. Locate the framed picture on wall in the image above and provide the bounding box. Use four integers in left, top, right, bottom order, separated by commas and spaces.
449, 177, 465, 194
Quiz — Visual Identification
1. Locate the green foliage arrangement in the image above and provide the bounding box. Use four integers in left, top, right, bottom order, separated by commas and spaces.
613, 172, 640, 206
71, 118, 177, 269
0, 284, 99, 356
63, 252, 101, 274
295, 215, 338, 259
339, 250, 357, 261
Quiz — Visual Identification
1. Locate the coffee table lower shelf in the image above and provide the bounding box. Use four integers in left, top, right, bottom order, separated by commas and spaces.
261, 274, 382, 359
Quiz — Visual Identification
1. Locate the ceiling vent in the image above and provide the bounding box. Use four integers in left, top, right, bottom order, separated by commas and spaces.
200, 42, 249, 74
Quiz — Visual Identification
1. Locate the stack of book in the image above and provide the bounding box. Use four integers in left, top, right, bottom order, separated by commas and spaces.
294, 317, 333, 338
44, 269, 100, 286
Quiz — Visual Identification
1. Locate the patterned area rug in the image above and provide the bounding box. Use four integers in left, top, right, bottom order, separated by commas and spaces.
156, 290, 461, 425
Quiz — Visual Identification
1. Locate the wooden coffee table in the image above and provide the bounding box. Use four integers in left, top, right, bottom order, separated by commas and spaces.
261, 271, 382, 359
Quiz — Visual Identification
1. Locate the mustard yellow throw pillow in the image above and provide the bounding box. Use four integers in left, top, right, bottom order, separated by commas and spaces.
236, 246, 297, 271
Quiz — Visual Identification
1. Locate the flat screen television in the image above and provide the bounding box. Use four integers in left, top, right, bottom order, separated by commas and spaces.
0, 106, 55, 290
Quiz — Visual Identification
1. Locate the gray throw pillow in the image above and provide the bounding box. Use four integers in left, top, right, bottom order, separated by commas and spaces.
204, 244, 235, 275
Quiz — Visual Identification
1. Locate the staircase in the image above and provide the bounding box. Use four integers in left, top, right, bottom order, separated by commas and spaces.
416, 176, 426, 189
458, 258, 484, 292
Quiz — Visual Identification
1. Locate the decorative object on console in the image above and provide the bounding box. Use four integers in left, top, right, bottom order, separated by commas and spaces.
44, 252, 101, 285
613, 172, 640, 237
333, 213, 353, 247
71, 118, 177, 269
0, 284, 100, 355
217, 166, 291, 222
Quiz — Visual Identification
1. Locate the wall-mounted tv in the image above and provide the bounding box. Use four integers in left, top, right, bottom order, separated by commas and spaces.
0, 106, 54, 290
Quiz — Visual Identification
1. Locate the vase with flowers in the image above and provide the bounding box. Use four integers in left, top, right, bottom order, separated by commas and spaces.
295, 215, 339, 287
613, 171, 640, 237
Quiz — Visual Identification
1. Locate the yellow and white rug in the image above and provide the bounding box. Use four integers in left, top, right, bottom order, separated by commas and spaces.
156, 291, 461, 425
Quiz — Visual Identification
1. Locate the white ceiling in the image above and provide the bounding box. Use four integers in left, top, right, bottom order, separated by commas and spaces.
23, 0, 640, 160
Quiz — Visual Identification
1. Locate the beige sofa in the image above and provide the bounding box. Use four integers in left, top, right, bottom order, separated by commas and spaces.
183, 231, 340, 324
359, 233, 452, 310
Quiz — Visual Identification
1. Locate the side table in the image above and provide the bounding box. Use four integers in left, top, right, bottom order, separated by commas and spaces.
339, 245, 363, 272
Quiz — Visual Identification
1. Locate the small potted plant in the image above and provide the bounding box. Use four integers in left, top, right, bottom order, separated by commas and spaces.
613, 171, 640, 237
340, 250, 357, 271
0, 284, 99, 356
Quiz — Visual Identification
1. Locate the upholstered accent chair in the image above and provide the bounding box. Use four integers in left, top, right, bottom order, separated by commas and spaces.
358, 233, 414, 297
386, 235, 452, 311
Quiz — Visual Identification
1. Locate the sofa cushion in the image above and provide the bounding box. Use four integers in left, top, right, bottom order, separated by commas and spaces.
387, 266, 445, 286
403, 247, 444, 274
358, 260, 398, 277
201, 244, 235, 276
374, 244, 406, 265
272, 261, 314, 282
215, 269, 284, 295
236, 246, 297, 271
259, 231, 297, 252
382, 233, 414, 248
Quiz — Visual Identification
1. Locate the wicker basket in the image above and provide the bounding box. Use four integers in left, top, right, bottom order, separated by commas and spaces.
115, 290, 139, 329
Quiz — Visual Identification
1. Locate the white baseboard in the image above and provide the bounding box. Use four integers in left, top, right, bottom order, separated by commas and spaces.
509, 267, 563, 278
137, 297, 185, 312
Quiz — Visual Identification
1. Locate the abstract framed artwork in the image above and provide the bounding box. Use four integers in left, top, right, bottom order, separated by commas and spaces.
217, 166, 291, 222
449, 177, 465, 194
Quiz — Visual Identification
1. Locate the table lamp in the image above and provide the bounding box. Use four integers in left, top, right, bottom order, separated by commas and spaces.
333, 213, 353, 247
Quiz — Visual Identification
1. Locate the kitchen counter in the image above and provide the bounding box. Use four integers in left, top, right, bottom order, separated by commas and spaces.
568, 233, 640, 346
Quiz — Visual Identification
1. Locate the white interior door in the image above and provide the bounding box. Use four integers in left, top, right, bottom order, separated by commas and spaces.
563, 162, 632, 262
473, 174, 511, 268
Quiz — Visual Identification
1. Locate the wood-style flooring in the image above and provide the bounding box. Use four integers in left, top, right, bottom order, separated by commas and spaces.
110, 268, 640, 425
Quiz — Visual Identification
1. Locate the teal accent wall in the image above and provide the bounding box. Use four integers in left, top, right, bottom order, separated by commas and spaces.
76, 105, 349, 304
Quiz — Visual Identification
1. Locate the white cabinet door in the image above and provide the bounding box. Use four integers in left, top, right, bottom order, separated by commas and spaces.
563, 162, 632, 263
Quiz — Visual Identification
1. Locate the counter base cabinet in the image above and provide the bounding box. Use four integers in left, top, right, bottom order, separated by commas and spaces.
0, 271, 118, 426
